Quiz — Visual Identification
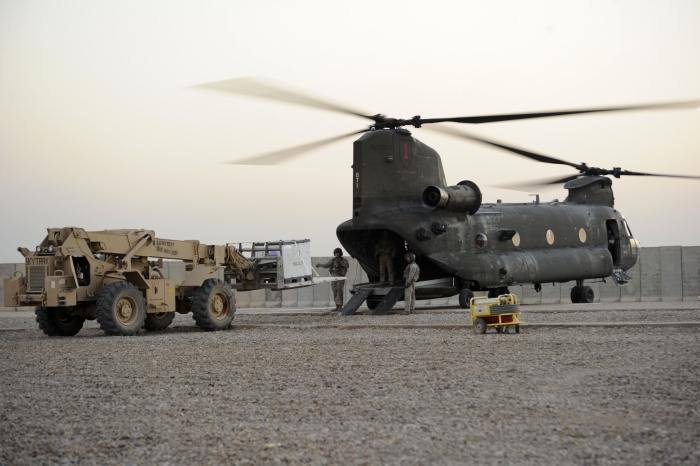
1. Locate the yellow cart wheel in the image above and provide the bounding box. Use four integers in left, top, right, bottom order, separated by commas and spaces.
473, 318, 487, 334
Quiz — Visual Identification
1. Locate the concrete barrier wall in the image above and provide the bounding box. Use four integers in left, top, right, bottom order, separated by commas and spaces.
0, 263, 25, 311
681, 247, 700, 302
2, 247, 698, 310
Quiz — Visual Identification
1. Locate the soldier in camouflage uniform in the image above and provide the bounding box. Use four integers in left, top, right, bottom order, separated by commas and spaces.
316, 248, 349, 312
374, 230, 396, 286
403, 252, 420, 314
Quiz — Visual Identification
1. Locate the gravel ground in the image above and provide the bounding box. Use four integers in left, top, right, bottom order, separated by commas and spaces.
1, 303, 699, 465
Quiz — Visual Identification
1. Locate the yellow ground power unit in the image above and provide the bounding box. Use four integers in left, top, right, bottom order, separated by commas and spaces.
470, 294, 522, 334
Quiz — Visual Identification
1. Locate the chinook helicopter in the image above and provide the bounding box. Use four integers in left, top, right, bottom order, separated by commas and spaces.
195, 78, 700, 313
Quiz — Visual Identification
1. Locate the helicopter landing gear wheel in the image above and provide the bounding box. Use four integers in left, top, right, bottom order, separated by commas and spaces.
473, 318, 487, 334
579, 285, 595, 303
488, 287, 510, 298
570, 286, 581, 303
366, 298, 380, 310
459, 288, 474, 309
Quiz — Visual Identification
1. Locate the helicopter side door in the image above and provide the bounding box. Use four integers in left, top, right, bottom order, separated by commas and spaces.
605, 220, 621, 266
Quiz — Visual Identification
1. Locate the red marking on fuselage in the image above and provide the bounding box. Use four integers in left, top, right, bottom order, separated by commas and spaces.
403, 143, 408, 159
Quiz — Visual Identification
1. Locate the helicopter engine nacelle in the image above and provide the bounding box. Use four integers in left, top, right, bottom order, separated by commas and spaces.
422, 180, 482, 215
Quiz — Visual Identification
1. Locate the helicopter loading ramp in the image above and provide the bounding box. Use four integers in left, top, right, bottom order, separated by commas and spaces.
342, 278, 456, 315
339, 289, 373, 316
370, 288, 405, 315
339, 287, 404, 316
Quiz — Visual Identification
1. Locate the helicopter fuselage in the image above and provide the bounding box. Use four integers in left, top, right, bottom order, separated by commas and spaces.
336, 129, 640, 298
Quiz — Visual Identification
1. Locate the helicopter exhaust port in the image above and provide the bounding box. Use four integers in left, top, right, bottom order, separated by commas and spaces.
422, 180, 482, 215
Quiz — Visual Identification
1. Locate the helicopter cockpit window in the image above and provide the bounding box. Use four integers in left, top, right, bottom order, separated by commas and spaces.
622, 220, 633, 237
475, 233, 487, 249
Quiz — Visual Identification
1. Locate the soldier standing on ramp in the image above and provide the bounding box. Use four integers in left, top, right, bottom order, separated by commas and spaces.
316, 248, 350, 312
403, 253, 420, 314
375, 230, 396, 286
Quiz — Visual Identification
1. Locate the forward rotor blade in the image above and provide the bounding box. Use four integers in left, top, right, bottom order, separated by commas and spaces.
612, 170, 700, 180
424, 125, 581, 169
493, 174, 582, 191
226, 129, 367, 165
193, 77, 373, 120
419, 100, 700, 125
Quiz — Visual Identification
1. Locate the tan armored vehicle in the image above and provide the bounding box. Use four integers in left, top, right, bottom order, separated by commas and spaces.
4, 227, 318, 336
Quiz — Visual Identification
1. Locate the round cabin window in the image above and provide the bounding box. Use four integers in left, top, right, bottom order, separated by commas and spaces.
512, 232, 521, 247
546, 229, 555, 245
475, 233, 488, 249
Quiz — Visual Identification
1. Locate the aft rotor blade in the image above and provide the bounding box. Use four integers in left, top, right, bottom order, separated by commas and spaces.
494, 174, 582, 191
193, 77, 374, 120
419, 100, 700, 125
226, 129, 367, 165
424, 125, 581, 169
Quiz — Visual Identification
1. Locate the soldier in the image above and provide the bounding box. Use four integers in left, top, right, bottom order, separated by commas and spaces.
374, 231, 396, 286
316, 248, 349, 312
403, 252, 420, 314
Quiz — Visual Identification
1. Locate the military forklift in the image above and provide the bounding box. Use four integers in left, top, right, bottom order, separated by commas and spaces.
3, 227, 318, 336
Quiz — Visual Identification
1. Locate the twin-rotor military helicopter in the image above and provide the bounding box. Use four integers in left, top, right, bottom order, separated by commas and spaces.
195, 78, 700, 313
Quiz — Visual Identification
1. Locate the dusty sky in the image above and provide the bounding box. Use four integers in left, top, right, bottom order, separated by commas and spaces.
1, 0, 699, 262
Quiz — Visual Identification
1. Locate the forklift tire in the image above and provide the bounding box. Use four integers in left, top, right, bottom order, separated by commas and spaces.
473, 318, 487, 334
35, 306, 85, 337
191, 279, 236, 331
579, 285, 595, 304
459, 289, 475, 309
96, 282, 147, 336
143, 312, 175, 331
570, 286, 581, 303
